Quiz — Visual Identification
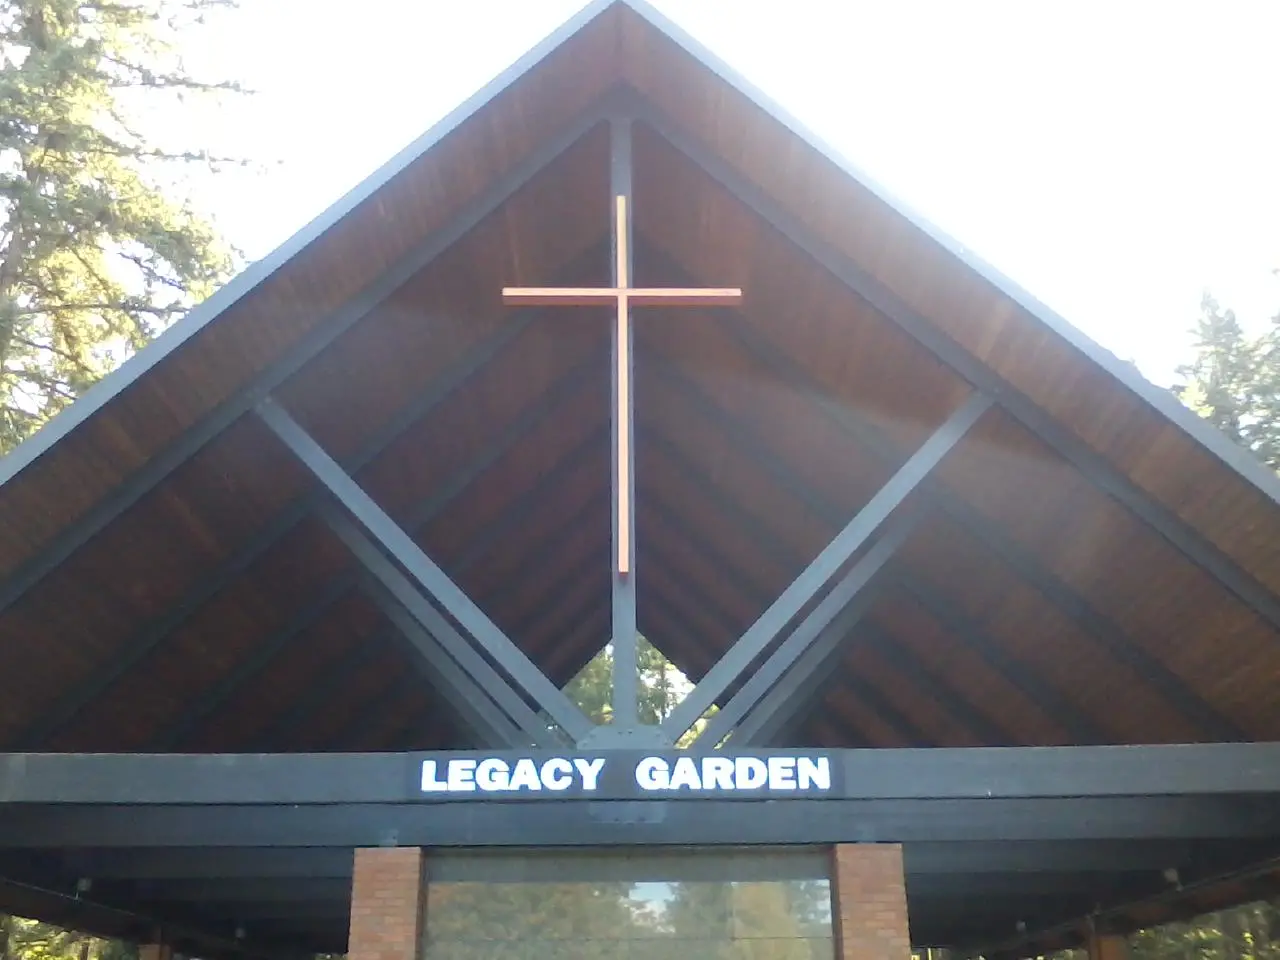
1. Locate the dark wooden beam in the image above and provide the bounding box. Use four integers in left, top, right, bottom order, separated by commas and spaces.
697, 518, 912, 746
661, 391, 991, 739
8, 744, 1280, 803
733, 602, 876, 747
0, 102, 610, 627
256, 398, 593, 743
0, 795, 1274, 848
368, 584, 528, 749
326, 508, 556, 748
633, 403, 1100, 744
635, 105, 1253, 741
44, 840, 1256, 881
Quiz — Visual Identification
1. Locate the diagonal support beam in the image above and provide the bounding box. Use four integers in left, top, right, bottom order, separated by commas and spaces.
138, 351, 604, 752
0, 101, 611, 622
733, 581, 887, 747
633, 100, 1280, 649
322, 506, 559, 748
256, 397, 593, 742
638, 363, 1106, 746
369, 587, 527, 749
661, 391, 991, 739
635, 106, 1253, 740
695, 516, 915, 747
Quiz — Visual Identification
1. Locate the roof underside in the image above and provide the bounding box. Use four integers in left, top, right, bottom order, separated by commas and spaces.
3, 3, 1280, 754
3, 0, 1280, 952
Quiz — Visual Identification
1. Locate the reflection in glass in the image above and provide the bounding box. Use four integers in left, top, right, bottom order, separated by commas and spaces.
424, 852, 834, 960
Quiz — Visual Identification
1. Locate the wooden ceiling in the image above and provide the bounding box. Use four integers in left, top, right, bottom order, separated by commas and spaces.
2, 0, 1280, 754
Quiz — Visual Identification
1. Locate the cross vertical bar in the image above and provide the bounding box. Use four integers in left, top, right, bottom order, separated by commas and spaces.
610, 115, 639, 730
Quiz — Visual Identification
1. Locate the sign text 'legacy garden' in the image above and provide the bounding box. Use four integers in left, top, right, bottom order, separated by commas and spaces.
417, 752, 834, 799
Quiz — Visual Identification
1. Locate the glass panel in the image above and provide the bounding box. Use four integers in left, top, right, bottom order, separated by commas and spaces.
424, 849, 834, 960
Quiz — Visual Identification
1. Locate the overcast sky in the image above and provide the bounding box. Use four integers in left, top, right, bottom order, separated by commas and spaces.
164, 0, 1280, 388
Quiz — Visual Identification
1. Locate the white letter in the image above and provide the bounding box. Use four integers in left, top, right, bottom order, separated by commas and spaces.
768, 756, 797, 790
508, 758, 542, 791
635, 756, 669, 791
541, 758, 573, 791
797, 756, 831, 791
702, 757, 735, 791
421, 760, 449, 792
735, 757, 768, 789
574, 757, 606, 791
447, 759, 477, 792
668, 756, 701, 791
476, 758, 509, 792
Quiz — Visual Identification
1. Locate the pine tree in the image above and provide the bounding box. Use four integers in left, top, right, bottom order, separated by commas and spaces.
0, 0, 241, 452
1173, 293, 1280, 471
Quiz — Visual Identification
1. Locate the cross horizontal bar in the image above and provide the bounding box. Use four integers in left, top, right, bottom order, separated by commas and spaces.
502, 287, 742, 307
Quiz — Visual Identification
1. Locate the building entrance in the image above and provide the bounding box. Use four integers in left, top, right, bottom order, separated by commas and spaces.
422, 848, 835, 960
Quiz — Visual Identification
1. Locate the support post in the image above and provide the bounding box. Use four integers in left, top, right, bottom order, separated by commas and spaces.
1087, 931, 1129, 960
831, 844, 911, 960
662, 392, 990, 740
348, 848, 424, 960
610, 113, 639, 732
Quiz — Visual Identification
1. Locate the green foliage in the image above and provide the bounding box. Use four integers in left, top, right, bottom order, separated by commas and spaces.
563, 635, 717, 744
0, 0, 241, 452
1172, 293, 1280, 470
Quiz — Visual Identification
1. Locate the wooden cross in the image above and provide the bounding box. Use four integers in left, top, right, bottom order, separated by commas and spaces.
503, 195, 743, 576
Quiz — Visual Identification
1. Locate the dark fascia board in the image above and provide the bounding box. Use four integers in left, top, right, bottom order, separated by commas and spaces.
615, 0, 1280, 511
0, 0, 621, 488
9, 743, 1280, 804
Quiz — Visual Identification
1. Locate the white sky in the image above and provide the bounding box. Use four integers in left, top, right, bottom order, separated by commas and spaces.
165, 0, 1280, 388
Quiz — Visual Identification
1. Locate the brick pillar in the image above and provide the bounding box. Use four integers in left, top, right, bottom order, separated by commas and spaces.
830, 843, 911, 960
138, 946, 172, 960
1088, 932, 1129, 960
348, 847, 425, 960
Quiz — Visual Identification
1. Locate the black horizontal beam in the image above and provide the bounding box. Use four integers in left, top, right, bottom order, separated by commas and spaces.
35, 839, 1263, 882
76, 870, 1155, 908
9, 744, 1280, 804
1, 795, 1274, 848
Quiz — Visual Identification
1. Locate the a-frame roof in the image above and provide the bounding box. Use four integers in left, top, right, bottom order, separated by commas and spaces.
4, 0, 1280, 753
6, 1, 1280, 955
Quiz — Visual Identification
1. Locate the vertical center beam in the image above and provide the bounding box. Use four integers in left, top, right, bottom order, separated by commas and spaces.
610, 115, 639, 730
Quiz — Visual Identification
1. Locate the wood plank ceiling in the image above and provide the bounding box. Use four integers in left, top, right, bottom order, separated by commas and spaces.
1, 1, 1279, 753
